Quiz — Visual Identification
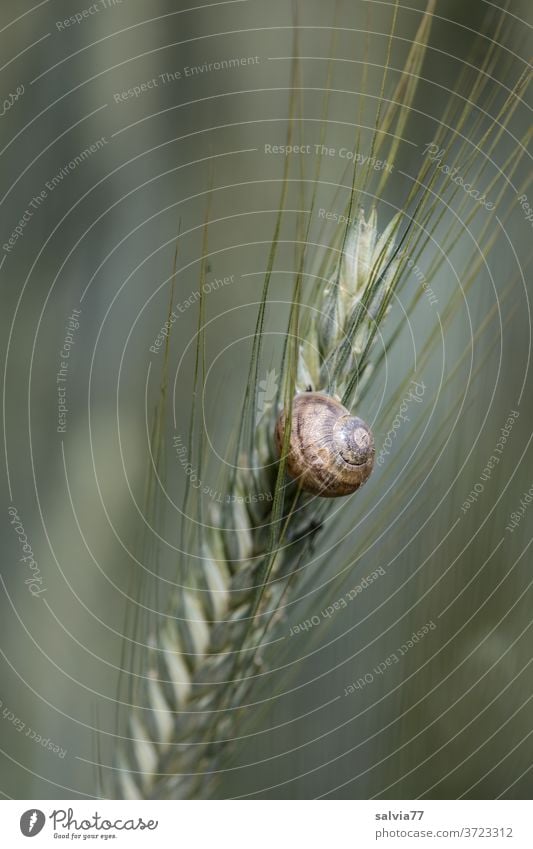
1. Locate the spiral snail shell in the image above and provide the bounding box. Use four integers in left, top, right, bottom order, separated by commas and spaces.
275, 392, 375, 498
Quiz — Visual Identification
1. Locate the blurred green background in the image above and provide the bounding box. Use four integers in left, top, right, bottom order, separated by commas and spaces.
0, 0, 531, 799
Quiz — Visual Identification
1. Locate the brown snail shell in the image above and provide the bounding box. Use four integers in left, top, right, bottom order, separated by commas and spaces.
275, 392, 375, 497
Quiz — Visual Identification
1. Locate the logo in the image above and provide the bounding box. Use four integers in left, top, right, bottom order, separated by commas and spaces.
20, 809, 45, 837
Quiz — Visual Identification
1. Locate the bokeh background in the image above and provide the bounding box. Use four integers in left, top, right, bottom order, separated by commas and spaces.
0, 0, 531, 799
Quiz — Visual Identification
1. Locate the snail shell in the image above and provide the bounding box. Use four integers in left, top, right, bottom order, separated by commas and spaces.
275, 392, 375, 498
